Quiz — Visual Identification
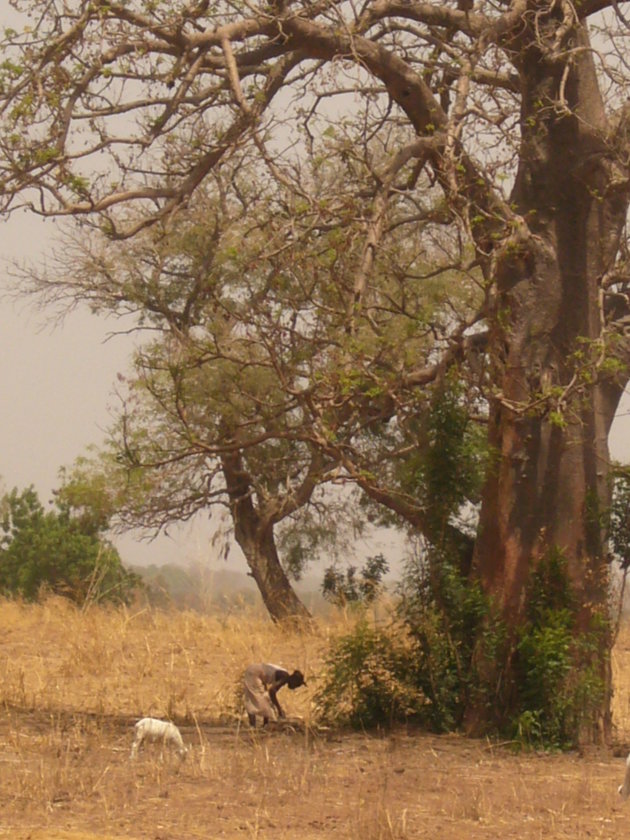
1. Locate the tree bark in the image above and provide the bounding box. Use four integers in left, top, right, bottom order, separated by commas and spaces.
468, 23, 629, 740
220, 450, 313, 625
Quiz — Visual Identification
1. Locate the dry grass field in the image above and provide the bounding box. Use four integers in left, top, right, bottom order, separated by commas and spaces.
2, 596, 630, 839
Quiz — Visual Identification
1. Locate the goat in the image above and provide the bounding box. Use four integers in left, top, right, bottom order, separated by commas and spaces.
619, 752, 630, 799
130, 717, 188, 760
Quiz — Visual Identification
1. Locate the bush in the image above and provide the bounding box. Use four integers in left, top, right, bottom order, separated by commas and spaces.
0, 486, 139, 605
314, 555, 497, 733
400, 554, 496, 731
314, 619, 426, 729
315, 546, 606, 748
511, 549, 606, 748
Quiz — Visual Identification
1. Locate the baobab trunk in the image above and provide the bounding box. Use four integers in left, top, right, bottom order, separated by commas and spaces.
468, 24, 628, 739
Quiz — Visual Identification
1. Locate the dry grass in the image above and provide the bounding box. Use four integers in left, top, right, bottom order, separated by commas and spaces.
1, 596, 630, 839
612, 620, 630, 737
0, 596, 334, 724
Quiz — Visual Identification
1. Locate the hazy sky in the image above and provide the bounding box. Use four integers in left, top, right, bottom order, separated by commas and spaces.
1, 8, 629, 577
0, 7, 398, 577
0, 213, 212, 569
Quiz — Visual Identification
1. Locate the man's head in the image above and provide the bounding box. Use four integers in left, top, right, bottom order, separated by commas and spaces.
287, 669, 306, 690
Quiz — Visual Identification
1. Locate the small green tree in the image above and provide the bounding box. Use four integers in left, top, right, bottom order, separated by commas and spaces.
0, 486, 139, 605
322, 554, 389, 607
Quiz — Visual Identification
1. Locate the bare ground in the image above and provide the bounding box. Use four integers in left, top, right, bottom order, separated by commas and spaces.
1, 707, 630, 840
2, 598, 630, 839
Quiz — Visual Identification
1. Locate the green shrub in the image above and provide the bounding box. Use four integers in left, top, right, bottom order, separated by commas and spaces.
314, 619, 426, 729
511, 549, 607, 749
315, 554, 498, 733
399, 553, 499, 732
315, 545, 606, 748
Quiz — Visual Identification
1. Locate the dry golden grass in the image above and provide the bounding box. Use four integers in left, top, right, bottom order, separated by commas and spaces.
1, 596, 630, 839
0, 596, 337, 724
612, 620, 630, 736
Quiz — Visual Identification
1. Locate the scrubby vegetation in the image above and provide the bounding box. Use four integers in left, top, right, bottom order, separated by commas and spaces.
0, 487, 139, 605
1, 596, 630, 840
315, 549, 609, 748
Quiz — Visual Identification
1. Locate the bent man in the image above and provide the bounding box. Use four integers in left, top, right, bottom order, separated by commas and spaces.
243, 662, 306, 727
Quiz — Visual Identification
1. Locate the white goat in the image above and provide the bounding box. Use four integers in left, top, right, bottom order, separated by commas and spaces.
130, 717, 188, 760
619, 752, 630, 799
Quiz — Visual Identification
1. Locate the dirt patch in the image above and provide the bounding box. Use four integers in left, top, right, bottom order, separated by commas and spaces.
1, 708, 629, 840
2, 598, 630, 839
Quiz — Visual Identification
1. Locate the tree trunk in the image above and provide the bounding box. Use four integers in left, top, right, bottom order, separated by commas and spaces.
237, 523, 313, 625
220, 450, 313, 624
468, 24, 628, 740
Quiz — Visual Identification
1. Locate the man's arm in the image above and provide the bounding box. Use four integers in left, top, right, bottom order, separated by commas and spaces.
268, 671, 290, 718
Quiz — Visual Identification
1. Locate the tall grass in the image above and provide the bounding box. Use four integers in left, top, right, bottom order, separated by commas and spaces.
3, 595, 630, 736
0, 595, 349, 724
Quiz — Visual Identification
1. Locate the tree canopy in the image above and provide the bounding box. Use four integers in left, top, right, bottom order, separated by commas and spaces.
24, 152, 484, 620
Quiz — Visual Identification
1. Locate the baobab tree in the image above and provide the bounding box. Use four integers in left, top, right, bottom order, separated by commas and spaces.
2, 0, 630, 738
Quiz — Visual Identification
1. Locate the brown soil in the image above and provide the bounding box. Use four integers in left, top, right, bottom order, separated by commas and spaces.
1, 598, 630, 839
3, 709, 630, 838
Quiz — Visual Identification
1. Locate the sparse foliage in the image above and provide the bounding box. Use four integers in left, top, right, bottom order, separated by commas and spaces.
322, 553, 389, 607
